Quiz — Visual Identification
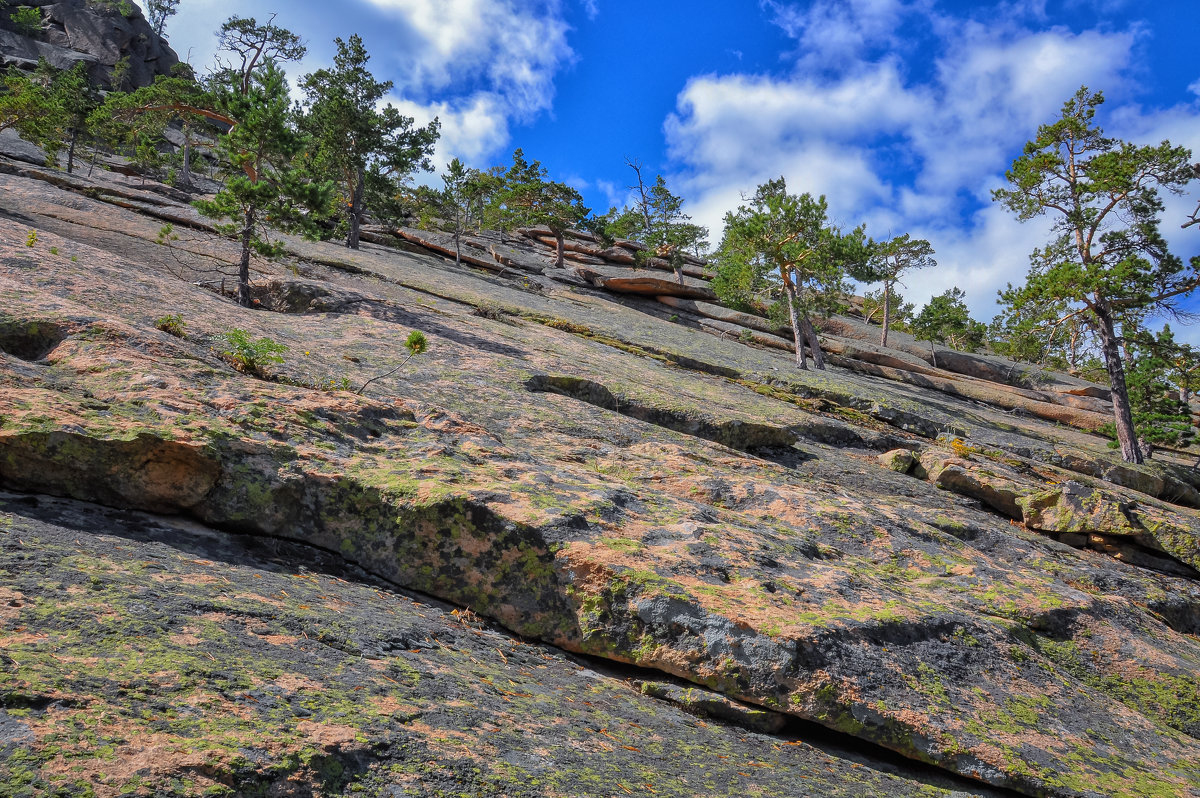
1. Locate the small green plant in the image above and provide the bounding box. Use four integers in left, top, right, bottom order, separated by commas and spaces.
155, 224, 180, 246
320, 376, 352, 391
154, 314, 186, 338
25, 230, 37, 247
10, 6, 42, 36
405, 330, 428, 355
219, 328, 287, 375
355, 329, 429, 395
70, 255, 77, 262
48, 246, 59, 256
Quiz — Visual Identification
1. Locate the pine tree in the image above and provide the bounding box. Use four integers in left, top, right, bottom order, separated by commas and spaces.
49, 61, 99, 174
602, 162, 708, 282
992, 87, 1196, 463
0, 63, 62, 155
300, 34, 439, 249
441, 158, 469, 267
1118, 326, 1197, 453
499, 149, 588, 267
193, 60, 331, 307
911, 288, 987, 363
714, 177, 869, 370
857, 234, 935, 347
146, 0, 180, 38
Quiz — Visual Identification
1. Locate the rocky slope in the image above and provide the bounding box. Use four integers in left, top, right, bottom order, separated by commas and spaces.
1, 0, 179, 88
2, 146, 1200, 797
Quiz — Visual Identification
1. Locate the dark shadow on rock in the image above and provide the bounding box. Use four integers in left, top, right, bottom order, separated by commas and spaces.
525, 374, 811, 468
351, 301, 528, 359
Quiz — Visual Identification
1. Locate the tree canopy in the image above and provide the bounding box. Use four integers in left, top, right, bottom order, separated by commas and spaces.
499, 149, 588, 267
911, 287, 987, 358
992, 86, 1196, 463
602, 163, 708, 282
714, 177, 870, 370
300, 34, 439, 249
858, 233, 935, 348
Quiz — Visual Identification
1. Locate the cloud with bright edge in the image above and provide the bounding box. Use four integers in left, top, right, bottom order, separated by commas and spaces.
140, 0, 574, 170
666, 0, 1199, 337
357, 0, 573, 167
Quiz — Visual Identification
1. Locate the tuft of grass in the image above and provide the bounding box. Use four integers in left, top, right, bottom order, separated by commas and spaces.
154, 314, 187, 338
219, 328, 287, 376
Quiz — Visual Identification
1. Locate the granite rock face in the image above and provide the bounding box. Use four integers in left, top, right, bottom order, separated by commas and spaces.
2, 149, 1200, 797
0, 0, 179, 88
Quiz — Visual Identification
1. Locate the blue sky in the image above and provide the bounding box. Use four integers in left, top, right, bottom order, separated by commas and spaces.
146, 0, 1200, 335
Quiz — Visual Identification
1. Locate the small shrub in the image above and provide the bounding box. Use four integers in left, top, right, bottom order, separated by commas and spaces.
154, 314, 186, 338
355, 330, 429, 395
405, 330, 428, 355
156, 224, 179, 246
25, 230, 37, 247
472, 302, 507, 321
220, 328, 287, 375
10, 6, 41, 36
48, 246, 58, 255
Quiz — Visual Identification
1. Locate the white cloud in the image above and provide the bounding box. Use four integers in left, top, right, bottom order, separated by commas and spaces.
581, 0, 599, 20
765, 0, 913, 66
145, 0, 574, 166
663, 2, 1183, 325
390, 93, 513, 169
361, 0, 572, 120
910, 24, 1135, 197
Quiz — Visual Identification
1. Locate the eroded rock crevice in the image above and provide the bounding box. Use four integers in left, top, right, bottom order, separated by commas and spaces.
526, 374, 798, 453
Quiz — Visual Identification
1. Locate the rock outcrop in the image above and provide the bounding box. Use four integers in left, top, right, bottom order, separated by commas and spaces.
0, 0, 179, 88
3, 143, 1200, 797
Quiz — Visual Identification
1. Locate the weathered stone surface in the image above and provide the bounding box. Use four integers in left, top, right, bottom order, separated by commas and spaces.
656, 295, 782, 335
0, 493, 1013, 798
879, 448, 916, 473
3, 155, 1200, 797
1019, 482, 1140, 538
0, 0, 179, 88
639, 680, 789, 734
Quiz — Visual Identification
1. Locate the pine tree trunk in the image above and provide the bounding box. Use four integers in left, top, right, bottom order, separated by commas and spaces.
800, 316, 825, 370
783, 281, 807, 370
180, 125, 193, 188
555, 232, 565, 268
881, 279, 892, 348
238, 207, 255, 308
345, 167, 365, 249
454, 209, 462, 267
1096, 307, 1143, 464
66, 128, 78, 174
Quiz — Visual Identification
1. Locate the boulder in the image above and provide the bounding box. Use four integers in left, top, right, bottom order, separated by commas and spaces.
490, 242, 549, 275
878, 449, 916, 473
0, 0, 179, 89
1019, 482, 1140, 538
574, 267, 717, 300
656, 296, 781, 336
